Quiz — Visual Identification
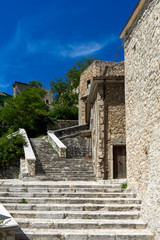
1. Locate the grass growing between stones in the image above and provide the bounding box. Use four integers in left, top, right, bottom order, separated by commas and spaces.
19, 199, 28, 204
121, 183, 127, 189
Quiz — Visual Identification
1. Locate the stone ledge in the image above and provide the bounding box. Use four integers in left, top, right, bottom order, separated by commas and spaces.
80, 130, 92, 137
0, 204, 18, 232
48, 131, 67, 158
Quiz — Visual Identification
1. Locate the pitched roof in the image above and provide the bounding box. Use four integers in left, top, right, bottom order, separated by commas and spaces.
120, 0, 148, 39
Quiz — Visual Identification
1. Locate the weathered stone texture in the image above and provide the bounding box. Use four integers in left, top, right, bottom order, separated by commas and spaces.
90, 84, 105, 178
79, 61, 111, 125
105, 83, 126, 178
54, 124, 91, 158
47, 120, 78, 131
124, 0, 160, 238
43, 89, 53, 106
90, 82, 125, 179
0, 229, 15, 240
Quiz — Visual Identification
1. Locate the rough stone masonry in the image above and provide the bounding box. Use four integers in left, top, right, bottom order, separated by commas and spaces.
120, 0, 160, 239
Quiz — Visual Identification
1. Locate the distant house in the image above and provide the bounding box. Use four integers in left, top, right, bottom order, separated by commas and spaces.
12, 81, 53, 106
79, 60, 125, 180
120, 0, 160, 238
0, 92, 12, 109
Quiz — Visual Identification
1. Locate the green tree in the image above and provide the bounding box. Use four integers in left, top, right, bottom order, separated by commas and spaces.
50, 56, 98, 120
65, 56, 98, 89
29, 80, 44, 88
0, 81, 55, 137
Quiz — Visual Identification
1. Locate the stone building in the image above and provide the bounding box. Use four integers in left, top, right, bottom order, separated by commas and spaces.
120, 0, 160, 239
13, 81, 53, 106
79, 60, 126, 179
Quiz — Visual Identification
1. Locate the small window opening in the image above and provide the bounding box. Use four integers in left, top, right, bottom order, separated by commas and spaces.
87, 80, 91, 89
46, 99, 49, 104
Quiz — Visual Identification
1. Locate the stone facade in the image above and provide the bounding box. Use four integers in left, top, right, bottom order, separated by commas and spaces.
79, 61, 109, 125
120, 0, 160, 239
13, 82, 28, 97
79, 61, 125, 179
12, 81, 53, 106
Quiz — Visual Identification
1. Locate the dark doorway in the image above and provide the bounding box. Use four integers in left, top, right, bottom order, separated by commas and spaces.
113, 145, 126, 179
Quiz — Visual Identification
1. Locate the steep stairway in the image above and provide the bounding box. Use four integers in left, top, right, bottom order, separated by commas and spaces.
30, 138, 95, 181
0, 180, 154, 240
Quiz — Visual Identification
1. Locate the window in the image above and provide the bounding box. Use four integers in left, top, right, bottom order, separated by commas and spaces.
87, 80, 91, 89
46, 99, 49, 104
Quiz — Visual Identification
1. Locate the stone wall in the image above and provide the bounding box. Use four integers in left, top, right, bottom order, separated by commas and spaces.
0, 164, 20, 179
47, 120, 78, 131
13, 82, 28, 97
90, 84, 105, 178
79, 61, 109, 125
43, 89, 53, 106
124, 0, 160, 238
105, 82, 126, 179
90, 82, 125, 179
54, 124, 91, 158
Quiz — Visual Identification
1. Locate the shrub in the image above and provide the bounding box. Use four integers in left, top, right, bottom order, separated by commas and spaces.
0, 134, 25, 169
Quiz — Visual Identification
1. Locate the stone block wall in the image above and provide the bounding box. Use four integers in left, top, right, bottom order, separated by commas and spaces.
47, 120, 78, 131
43, 89, 53, 106
90, 82, 125, 179
90, 84, 105, 178
124, 0, 160, 238
13, 82, 28, 97
105, 82, 126, 178
0, 229, 15, 240
54, 124, 91, 158
79, 61, 109, 125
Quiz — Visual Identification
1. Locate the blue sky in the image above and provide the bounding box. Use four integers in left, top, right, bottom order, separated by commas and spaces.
0, 0, 138, 95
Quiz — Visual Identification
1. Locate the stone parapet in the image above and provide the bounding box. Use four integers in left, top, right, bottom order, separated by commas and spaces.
48, 131, 67, 158
18, 128, 36, 179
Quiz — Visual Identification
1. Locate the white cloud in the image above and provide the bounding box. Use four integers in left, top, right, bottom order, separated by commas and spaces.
26, 35, 117, 58
58, 35, 117, 58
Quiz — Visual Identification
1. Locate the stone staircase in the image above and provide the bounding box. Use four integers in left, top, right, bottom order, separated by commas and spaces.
0, 180, 154, 240
30, 138, 95, 181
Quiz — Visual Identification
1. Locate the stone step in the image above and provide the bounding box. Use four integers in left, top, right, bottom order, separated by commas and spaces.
0, 197, 141, 204
11, 210, 140, 220
0, 192, 136, 198
43, 168, 94, 172
36, 159, 94, 163
41, 173, 95, 177
15, 218, 146, 230
15, 228, 154, 240
35, 177, 95, 181
0, 181, 123, 188
0, 187, 124, 193
43, 170, 94, 174
4, 203, 141, 212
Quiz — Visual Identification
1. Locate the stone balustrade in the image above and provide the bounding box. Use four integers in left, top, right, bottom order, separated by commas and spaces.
48, 131, 67, 158
18, 128, 36, 179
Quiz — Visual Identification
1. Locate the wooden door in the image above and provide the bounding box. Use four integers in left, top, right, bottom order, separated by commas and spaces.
113, 146, 126, 179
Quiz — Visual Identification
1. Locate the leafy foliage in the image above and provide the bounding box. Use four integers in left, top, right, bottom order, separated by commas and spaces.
29, 80, 44, 88
0, 81, 56, 137
0, 134, 25, 169
50, 56, 98, 120
65, 56, 98, 89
